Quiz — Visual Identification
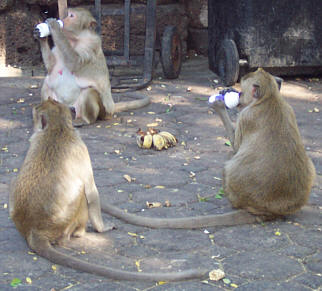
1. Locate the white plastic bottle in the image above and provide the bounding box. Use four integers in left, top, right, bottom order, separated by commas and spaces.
35, 20, 64, 38
208, 91, 240, 109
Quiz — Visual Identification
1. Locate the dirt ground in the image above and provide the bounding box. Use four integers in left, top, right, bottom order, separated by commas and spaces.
0, 56, 321, 290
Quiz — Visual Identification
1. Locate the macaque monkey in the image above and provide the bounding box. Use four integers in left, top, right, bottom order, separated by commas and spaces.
9, 99, 207, 281
35, 8, 150, 125
100, 68, 316, 228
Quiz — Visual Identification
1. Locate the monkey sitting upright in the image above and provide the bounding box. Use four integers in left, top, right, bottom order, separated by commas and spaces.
100, 68, 316, 228
9, 99, 207, 281
35, 8, 150, 125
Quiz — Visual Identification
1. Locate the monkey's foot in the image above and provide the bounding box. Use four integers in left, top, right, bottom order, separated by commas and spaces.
73, 118, 86, 128
100, 221, 116, 233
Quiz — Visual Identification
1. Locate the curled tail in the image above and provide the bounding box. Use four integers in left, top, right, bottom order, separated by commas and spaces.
30, 232, 207, 281
101, 203, 258, 228
114, 93, 150, 113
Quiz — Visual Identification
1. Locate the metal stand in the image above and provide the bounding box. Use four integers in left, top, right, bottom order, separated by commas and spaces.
94, 0, 156, 91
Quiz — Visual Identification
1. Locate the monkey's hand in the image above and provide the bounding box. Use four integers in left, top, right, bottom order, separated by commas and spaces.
33, 27, 40, 39
46, 18, 61, 32
33, 29, 48, 42
209, 97, 226, 110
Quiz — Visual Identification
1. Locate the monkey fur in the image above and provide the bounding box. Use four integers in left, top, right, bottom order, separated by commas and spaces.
37, 8, 150, 125
101, 68, 316, 228
9, 99, 207, 281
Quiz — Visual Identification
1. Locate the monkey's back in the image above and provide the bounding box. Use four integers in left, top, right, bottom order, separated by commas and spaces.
224, 95, 315, 216
11, 128, 89, 243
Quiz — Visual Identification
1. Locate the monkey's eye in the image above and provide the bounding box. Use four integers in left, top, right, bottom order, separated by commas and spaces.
69, 12, 74, 18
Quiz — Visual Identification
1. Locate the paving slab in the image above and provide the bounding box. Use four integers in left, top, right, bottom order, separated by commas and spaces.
0, 56, 321, 290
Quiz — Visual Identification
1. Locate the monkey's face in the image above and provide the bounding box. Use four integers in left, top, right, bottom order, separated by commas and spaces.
240, 68, 279, 106
63, 8, 97, 32
33, 99, 72, 131
63, 9, 79, 31
239, 77, 254, 107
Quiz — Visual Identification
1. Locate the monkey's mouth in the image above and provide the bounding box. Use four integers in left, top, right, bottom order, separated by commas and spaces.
69, 107, 76, 119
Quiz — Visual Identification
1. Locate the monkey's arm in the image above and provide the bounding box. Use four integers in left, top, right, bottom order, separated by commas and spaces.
212, 101, 236, 150
47, 19, 83, 72
39, 38, 56, 73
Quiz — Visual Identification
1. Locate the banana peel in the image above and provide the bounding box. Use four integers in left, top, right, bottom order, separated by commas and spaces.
136, 128, 177, 150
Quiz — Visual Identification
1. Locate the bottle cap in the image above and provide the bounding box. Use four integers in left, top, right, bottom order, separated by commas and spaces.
224, 92, 239, 109
36, 23, 50, 38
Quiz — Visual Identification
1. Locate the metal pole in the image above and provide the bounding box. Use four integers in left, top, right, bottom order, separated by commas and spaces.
95, 0, 102, 35
58, 0, 68, 19
124, 0, 131, 61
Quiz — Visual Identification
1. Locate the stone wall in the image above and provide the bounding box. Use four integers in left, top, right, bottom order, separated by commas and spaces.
0, 0, 208, 75
184, 0, 208, 55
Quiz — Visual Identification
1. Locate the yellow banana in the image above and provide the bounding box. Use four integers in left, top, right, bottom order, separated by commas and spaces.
136, 135, 144, 148
159, 131, 177, 147
152, 134, 165, 150
142, 133, 153, 149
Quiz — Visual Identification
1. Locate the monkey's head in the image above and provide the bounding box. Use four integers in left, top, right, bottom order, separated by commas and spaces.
239, 68, 281, 107
63, 8, 97, 32
33, 98, 73, 132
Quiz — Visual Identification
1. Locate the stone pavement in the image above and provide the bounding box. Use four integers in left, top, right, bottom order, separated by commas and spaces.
0, 57, 321, 290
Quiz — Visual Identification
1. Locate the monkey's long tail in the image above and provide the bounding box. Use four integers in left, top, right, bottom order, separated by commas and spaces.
114, 93, 150, 112
31, 234, 208, 281
101, 203, 258, 229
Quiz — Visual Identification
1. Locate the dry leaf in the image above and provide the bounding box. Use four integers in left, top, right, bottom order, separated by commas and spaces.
194, 156, 201, 160
313, 107, 320, 113
135, 260, 142, 272
52, 265, 57, 271
164, 200, 171, 207
147, 112, 155, 115
146, 201, 162, 208
3, 203, 7, 209
123, 174, 132, 183
114, 149, 121, 154
155, 185, 165, 189
147, 122, 158, 127
26, 277, 32, 284
209, 269, 225, 281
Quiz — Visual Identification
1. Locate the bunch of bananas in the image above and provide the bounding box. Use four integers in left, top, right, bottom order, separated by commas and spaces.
136, 128, 177, 150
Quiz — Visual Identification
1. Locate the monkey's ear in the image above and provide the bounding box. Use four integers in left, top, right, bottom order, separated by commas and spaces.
252, 84, 261, 99
41, 114, 48, 130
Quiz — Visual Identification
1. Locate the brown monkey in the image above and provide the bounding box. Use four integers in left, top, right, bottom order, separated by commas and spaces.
9, 99, 207, 281
100, 68, 316, 228
36, 8, 150, 125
